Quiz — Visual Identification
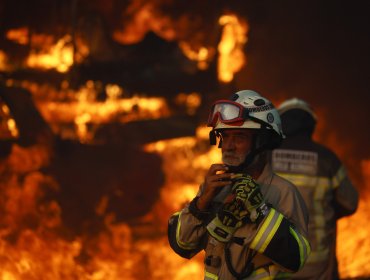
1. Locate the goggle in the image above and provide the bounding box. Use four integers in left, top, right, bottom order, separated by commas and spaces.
207, 100, 250, 127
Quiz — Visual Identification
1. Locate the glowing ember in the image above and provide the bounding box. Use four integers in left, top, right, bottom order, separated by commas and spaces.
217, 14, 248, 83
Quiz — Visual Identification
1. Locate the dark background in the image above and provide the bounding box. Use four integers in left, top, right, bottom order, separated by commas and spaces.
236, 1, 370, 164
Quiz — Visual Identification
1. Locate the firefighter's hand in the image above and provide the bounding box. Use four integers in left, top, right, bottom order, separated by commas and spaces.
206, 200, 246, 242
231, 173, 267, 223
197, 164, 233, 211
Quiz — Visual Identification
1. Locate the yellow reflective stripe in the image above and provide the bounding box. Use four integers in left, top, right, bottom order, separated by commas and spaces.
275, 272, 293, 279
204, 270, 218, 280
250, 209, 283, 253
248, 267, 272, 280
276, 172, 330, 189
278, 168, 347, 190
248, 265, 280, 280
289, 227, 311, 268
175, 211, 198, 250
332, 165, 346, 188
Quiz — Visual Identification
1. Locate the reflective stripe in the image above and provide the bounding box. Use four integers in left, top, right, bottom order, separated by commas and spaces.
247, 265, 280, 280
250, 208, 283, 253
277, 171, 334, 266
175, 211, 198, 250
289, 227, 311, 268
275, 272, 293, 279
276, 172, 330, 189
204, 271, 218, 280
277, 168, 347, 190
332, 165, 346, 188
248, 267, 273, 280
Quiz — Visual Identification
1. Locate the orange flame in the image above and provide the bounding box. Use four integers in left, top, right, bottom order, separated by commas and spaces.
17, 80, 173, 143
0, 50, 11, 72
26, 35, 74, 73
6, 27, 29, 45
218, 14, 248, 83
337, 159, 370, 278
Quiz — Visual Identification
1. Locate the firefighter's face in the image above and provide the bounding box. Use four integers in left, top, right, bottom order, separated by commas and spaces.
221, 129, 255, 166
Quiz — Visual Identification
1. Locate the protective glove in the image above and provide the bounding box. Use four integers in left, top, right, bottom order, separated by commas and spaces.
231, 173, 268, 223
206, 199, 247, 242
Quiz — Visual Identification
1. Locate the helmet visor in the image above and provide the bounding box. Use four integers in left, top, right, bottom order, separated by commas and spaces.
207, 100, 247, 127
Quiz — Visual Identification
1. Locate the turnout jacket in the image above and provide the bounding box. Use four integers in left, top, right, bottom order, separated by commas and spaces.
168, 163, 310, 280
271, 133, 359, 279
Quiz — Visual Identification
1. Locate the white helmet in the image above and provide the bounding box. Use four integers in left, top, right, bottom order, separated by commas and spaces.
278, 97, 317, 121
208, 90, 284, 144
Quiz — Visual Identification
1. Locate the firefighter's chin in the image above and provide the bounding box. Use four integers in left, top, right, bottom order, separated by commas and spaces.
222, 153, 246, 167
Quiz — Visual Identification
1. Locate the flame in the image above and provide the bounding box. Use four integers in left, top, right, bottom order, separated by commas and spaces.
0, 8, 368, 278
178, 42, 214, 70
0, 101, 19, 140
144, 126, 220, 224
112, 2, 176, 44
0, 117, 369, 278
0, 50, 10, 72
174, 92, 202, 115
337, 159, 370, 278
15, 80, 173, 143
6, 27, 29, 45
217, 14, 248, 83
26, 35, 74, 73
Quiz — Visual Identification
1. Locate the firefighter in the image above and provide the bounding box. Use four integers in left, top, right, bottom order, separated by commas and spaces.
271, 98, 359, 279
168, 90, 310, 279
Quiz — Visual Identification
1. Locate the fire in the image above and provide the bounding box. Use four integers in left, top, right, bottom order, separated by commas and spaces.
26, 35, 74, 73
0, 111, 369, 279
0, 5, 368, 279
217, 14, 248, 83
0, 126, 213, 279
178, 43, 213, 70
0, 100, 19, 140
0, 50, 11, 72
15, 80, 172, 143
145, 126, 220, 213
337, 159, 370, 278
6, 27, 29, 45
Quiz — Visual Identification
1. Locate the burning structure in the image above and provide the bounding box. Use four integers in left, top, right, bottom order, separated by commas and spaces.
0, 0, 369, 279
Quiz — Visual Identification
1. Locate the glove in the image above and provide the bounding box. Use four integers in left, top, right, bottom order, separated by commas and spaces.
206, 199, 247, 242
231, 173, 267, 223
